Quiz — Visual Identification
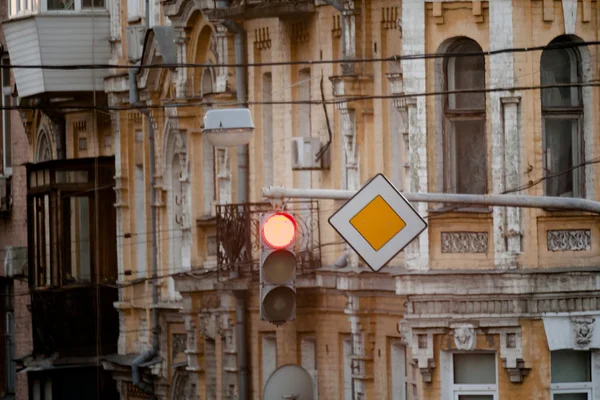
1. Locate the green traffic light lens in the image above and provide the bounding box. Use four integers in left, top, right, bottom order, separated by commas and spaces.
263, 250, 296, 285
263, 286, 295, 321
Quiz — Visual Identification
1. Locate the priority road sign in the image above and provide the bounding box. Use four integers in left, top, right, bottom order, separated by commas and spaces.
328, 173, 427, 272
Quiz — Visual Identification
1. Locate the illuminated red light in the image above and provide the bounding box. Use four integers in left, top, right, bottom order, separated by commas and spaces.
262, 213, 296, 249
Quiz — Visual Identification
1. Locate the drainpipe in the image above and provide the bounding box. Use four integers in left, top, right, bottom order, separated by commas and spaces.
129, 57, 160, 398
222, 18, 249, 400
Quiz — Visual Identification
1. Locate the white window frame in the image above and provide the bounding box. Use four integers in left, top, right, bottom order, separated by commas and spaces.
1, 57, 12, 176
39, 0, 106, 13
550, 387, 591, 399
450, 352, 498, 400
550, 350, 593, 399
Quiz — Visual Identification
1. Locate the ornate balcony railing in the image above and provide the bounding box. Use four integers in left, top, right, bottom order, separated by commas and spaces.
216, 201, 321, 281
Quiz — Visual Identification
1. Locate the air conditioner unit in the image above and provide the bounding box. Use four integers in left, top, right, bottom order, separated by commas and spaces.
0, 176, 11, 213
4, 246, 27, 278
291, 137, 329, 170
126, 25, 146, 63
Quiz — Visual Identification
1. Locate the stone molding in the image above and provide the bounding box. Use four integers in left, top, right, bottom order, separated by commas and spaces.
396, 270, 600, 297
408, 294, 600, 317
403, 318, 529, 383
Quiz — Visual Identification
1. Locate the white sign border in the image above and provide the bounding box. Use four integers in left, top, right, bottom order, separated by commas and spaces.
328, 174, 428, 272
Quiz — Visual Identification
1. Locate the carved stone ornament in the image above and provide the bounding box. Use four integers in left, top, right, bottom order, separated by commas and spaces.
171, 333, 187, 359
441, 232, 488, 253
453, 325, 476, 350
572, 317, 595, 348
171, 369, 199, 400
547, 230, 592, 252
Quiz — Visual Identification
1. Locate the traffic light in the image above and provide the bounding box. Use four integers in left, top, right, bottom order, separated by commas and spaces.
259, 211, 297, 325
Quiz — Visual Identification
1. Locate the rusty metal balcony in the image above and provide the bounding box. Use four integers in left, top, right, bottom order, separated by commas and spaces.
198, 0, 316, 21
216, 201, 321, 280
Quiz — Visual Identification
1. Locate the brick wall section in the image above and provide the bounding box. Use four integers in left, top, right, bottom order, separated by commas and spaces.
0, 0, 32, 398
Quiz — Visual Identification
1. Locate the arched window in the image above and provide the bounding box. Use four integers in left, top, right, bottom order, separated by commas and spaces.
541, 36, 584, 198
36, 130, 51, 162
443, 38, 487, 194
201, 66, 213, 96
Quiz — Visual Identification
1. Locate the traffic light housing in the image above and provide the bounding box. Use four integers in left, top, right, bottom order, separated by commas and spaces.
259, 212, 297, 325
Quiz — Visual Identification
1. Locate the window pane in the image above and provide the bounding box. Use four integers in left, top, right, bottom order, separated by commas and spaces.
47, 0, 74, 10
453, 119, 487, 194
458, 396, 494, 400
551, 350, 591, 383
554, 394, 589, 400
544, 118, 577, 197
453, 353, 496, 384
541, 46, 580, 108
69, 197, 91, 283
82, 0, 104, 8
448, 42, 485, 110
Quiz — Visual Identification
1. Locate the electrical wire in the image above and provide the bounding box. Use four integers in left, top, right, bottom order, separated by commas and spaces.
1, 39, 599, 70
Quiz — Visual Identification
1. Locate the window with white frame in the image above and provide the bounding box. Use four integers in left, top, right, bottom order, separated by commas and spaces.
540, 36, 584, 198
261, 334, 277, 390
443, 38, 487, 195
45, 0, 104, 11
390, 339, 407, 400
0, 57, 12, 176
451, 353, 497, 400
551, 350, 592, 399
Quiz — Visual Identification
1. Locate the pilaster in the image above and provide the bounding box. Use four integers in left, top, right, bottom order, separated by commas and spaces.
501, 96, 522, 257
401, 0, 429, 271
386, 72, 408, 192
214, 24, 229, 93
341, 0, 357, 75
174, 25, 189, 99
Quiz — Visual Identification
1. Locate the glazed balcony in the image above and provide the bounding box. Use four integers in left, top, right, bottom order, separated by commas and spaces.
198, 0, 315, 21
3, 0, 110, 99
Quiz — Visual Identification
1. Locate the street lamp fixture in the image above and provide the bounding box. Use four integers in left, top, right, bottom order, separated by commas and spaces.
203, 108, 255, 147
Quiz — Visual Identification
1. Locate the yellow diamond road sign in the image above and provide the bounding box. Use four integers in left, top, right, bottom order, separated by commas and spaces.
329, 174, 427, 272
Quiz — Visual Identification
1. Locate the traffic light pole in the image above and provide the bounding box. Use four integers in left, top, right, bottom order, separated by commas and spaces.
261, 186, 600, 214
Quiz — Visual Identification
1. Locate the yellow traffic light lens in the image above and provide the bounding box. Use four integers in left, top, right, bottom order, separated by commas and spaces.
263, 287, 295, 321
263, 250, 296, 285
262, 213, 296, 249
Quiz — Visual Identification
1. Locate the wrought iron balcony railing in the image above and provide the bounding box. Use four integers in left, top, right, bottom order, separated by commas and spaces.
216, 201, 321, 281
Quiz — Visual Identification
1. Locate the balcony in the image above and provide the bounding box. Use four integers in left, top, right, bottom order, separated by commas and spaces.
31, 285, 119, 357
26, 157, 118, 357
198, 0, 315, 21
3, 0, 110, 99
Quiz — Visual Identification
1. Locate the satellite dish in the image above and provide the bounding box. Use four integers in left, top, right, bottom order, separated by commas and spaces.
262, 364, 314, 400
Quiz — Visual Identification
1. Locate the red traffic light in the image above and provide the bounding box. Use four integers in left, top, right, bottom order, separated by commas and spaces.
262, 213, 296, 249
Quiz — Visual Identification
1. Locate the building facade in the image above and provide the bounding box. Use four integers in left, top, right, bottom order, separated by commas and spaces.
2, 0, 120, 397
5, 0, 600, 399
0, 0, 33, 397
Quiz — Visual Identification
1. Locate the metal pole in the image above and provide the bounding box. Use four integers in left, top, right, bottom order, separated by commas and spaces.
261, 186, 600, 214
222, 18, 249, 400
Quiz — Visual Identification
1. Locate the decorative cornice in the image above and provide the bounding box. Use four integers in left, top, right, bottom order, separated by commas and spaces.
396, 269, 600, 297
406, 293, 600, 319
